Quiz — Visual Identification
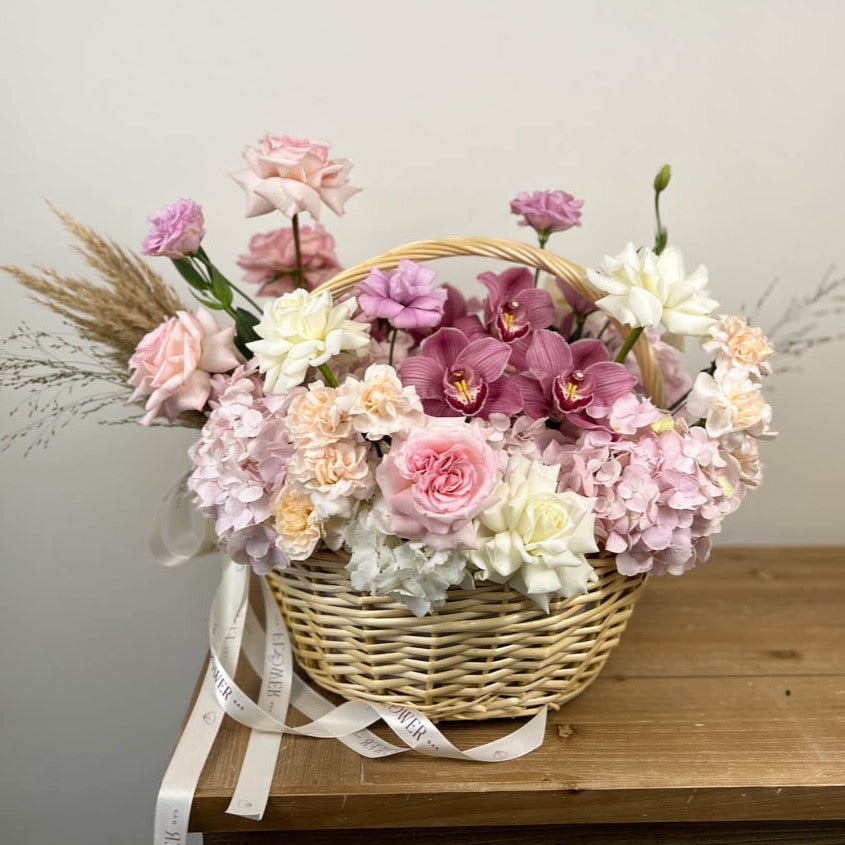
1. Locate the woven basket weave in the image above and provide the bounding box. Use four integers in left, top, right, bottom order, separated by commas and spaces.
268, 237, 662, 721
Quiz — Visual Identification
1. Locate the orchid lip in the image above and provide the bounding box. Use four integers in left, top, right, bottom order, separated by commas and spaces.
495, 303, 530, 342
444, 366, 488, 415
552, 372, 592, 415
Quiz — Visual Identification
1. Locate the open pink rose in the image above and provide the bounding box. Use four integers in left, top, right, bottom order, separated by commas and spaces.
232, 135, 360, 220
128, 308, 241, 425
375, 419, 500, 550
237, 223, 342, 296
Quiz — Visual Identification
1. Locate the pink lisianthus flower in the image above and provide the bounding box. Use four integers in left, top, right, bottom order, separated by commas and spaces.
510, 190, 583, 237
517, 330, 637, 429
479, 267, 555, 344
355, 260, 448, 330
141, 199, 205, 258
232, 135, 360, 220
374, 418, 500, 550
237, 223, 342, 297
400, 327, 522, 418
128, 308, 241, 425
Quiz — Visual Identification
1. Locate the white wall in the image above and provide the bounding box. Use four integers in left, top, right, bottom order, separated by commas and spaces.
1, 1, 843, 842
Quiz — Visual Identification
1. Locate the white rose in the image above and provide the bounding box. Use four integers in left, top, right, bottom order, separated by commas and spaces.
470, 454, 598, 610
248, 289, 371, 394
587, 244, 718, 346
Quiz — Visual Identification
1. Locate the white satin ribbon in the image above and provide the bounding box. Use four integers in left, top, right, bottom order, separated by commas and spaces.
153, 505, 549, 845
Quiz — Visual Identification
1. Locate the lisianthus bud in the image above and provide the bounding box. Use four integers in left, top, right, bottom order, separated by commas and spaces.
653, 164, 672, 193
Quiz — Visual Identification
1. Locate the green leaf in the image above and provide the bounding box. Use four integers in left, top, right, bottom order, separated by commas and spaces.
188, 290, 224, 310
172, 257, 209, 291
209, 268, 234, 309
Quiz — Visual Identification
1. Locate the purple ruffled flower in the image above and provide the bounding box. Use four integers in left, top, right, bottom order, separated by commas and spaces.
355, 259, 447, 330
510, 190, 583, 236
142, 199, 205, 258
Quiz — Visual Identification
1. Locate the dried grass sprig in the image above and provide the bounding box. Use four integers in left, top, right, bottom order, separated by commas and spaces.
1, 205, 187, 369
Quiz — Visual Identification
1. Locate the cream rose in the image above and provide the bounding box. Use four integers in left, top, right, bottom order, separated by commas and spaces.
470, 454, 598, 610
248, 289, 371, 394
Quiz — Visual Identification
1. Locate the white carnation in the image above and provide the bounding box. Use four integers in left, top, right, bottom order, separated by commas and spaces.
344, 504, 472, 617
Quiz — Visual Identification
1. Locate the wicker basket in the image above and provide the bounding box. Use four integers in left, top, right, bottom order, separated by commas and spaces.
268, 237, 664, 722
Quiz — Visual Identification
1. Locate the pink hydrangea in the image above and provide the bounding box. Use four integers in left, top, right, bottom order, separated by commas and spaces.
355, 260, 448, 329
548, 421, 745, 576
237, 224, 342, 296
510, 190, 583, 236
142, 199, 205, 258
187, 363, 293, 574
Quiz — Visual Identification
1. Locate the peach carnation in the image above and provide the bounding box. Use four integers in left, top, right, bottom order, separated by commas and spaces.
272, 484, 322, 560
335, 364, 423, 440
703, 315, 774, 380
285, 383, 350, 447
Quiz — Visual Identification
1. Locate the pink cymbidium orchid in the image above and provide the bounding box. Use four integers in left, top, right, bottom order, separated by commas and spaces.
518, 330, 637, 429
400, 327, 522, 418
479, 267, 555, 343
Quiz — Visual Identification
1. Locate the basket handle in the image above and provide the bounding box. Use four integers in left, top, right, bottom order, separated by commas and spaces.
315, 236, 666, 407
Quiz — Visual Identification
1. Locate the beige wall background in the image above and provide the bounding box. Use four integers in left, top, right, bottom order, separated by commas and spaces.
1, 1, 842, 842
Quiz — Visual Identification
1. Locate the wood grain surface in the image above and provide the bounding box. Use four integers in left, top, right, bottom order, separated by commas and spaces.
176, 547, 845, 835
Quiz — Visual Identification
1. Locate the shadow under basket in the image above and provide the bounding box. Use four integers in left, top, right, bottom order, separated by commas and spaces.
267, 549, 646, 722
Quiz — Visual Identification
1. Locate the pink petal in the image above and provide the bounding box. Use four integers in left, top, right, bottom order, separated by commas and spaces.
458, 337, 511, 382
199, 326, 241, 373
420, 396, 463, 418
514, 375, 549, 419
570, 338, 609, 370
517, 288, 555, 330
419, 327, 467, 370
483, 377, 523, 416
584, 362, 638, 406
231, 170, 276, 217
400, 356, 444, 399
526, 330, 572, 379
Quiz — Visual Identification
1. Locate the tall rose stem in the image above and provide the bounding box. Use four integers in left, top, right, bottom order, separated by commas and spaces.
614, 326, 644, 364
292, 213, 305, 289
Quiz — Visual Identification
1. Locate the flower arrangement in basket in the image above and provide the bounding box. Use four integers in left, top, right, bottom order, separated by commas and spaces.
3, 137, 779, 723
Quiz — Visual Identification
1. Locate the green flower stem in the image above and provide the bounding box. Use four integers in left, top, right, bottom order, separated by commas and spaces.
614, 326, 644, 364
533, 231, 550, 288
292, 213, 305, 289
318, 363, 338, 388
196, 248, 262, 313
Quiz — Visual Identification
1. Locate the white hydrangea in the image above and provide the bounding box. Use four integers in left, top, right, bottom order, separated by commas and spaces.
343, 504, 472, 616
587, 244, 718, 345
470, 454, 598, 611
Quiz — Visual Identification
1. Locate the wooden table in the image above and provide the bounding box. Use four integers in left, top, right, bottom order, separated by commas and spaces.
179, 547, 845, 843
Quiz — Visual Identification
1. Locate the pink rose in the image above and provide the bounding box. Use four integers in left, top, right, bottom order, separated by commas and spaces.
141, 199, 205, 258
128, 308, 241, 425
237, 224, 342, 297
232, 135, 361, 220
375, 420, 500, 550
510, 190, 583, 236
